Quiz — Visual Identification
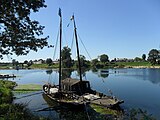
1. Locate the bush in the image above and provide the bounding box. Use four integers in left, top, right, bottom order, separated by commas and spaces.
0, 103, 48, 120
0, 80, 17, 89
0, 80, 49, 120
0, 86, 13, 104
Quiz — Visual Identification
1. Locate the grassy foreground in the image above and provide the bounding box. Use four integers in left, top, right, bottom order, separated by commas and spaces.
0, 80, 48, 120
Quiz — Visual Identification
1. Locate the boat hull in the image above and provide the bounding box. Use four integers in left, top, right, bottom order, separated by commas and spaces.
42, 84, 89, 110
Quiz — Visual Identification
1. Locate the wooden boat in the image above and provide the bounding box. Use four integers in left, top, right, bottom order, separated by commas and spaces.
43, 8, 124, 109
61, 78, 124, 108
43, 8, 88, 108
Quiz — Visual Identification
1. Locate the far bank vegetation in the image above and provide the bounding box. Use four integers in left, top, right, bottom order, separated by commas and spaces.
1, 48, 160, 69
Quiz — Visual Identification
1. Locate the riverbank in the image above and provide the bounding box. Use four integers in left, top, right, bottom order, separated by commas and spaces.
124, 66, 160, 68
0, 61, 160, 70
115, 61, 160, 69
0, 80, 48, 120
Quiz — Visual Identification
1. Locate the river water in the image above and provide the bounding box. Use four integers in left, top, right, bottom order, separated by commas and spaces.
1, 68, 160, 119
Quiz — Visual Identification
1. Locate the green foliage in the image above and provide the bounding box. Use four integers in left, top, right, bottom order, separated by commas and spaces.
0, 0, 48, 59
74, 55, 90, 68
142, 54, 146, 61
134, 57, 142, 62
0, 103, 49, 120
91, 58, 99, 67
45, 58, 53, 66
100, 54, 109, 63
0, 87, 13, 104
148, 49, 160, 65
0, 80, 48, 120
27, 60, 33, 67
61, 46, 73, 68
0, 80, 17, 104
0, 80, 17, 89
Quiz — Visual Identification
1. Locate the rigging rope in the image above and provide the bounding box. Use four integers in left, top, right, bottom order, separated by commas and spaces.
70, 30, 75, 52
53, 28, 59, 60
77, 33, 92, 60
63, 28, 68, 47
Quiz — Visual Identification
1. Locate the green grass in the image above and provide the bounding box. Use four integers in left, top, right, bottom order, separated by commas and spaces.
30, 63, 59, 69
0, 64, 13, 69
90, 104, 122, 116
116, 61, 152, 67
14, 84, 42, 91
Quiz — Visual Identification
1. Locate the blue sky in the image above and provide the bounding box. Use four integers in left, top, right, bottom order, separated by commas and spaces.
2, 0, 160, 62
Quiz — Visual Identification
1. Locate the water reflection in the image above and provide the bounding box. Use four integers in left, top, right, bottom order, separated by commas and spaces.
91, 69, 109, 79
147, 69, 160, 84
76, 68, 90, 78
99, 72, 109, 78
124, 68, 160, 85
91, 67, 98, 73
62, 69, 73, 80
46, 69, 53, 75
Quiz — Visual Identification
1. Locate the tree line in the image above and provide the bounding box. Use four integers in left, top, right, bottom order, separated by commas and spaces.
10, 47, 159, 69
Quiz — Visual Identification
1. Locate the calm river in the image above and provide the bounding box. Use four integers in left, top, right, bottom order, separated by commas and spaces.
1, 68, 160, 119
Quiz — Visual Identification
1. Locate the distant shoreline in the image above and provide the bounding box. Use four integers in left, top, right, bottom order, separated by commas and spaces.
122, 66, 160, 69
0, 62, 160, 70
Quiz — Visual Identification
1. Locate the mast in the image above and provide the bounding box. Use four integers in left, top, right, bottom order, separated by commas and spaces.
58, 8, 62, 91
72, 15, 83, 82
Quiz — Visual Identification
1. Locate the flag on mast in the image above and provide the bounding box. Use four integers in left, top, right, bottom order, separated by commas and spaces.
67, 14, 74, 27
58, 8, 62, 17
70, 15, 74, 21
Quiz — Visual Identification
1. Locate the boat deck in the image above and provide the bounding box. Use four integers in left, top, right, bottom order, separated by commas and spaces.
91, 97, 124, 107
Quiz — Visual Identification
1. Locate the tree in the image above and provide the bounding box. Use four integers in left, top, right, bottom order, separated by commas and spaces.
91, 58, 99, 66
100, 54, 109, 63
24, 60, 28, 64
134, 57, 142, 62
15, 61, 19, 66
79, 55, 86, 67
148, 49, 159, 64
12, 59, 16, 66
75, 55, 90, 68
61, 46, 72, 68
0, 1, 48, 59
27, 60, 33, 67
46, 58, 52, 66
142, 54, 146, 61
